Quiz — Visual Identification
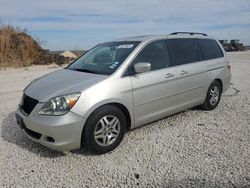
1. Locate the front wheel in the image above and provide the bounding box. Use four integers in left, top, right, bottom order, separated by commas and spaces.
201, 80, 222, 110
82, 105, 126, 154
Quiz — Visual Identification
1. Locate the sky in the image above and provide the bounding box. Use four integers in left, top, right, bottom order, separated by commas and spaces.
0, 0, 249, 50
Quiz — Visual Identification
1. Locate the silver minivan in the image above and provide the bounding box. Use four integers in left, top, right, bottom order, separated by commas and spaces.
16, 32, 231, 154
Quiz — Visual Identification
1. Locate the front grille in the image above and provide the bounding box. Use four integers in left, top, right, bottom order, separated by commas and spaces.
20, 94, 38, 115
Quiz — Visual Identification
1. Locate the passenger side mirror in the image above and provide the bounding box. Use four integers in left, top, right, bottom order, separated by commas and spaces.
134, 62, 151, 74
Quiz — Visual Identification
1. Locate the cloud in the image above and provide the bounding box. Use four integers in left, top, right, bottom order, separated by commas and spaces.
0, 0, 249, 50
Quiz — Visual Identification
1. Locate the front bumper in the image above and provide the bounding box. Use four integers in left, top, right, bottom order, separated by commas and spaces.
16, 103, 86, 151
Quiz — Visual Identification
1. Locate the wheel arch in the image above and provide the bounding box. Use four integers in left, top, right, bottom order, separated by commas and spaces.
83, 100, 133, 131
214, 78, 223, 90
108, 102, 132, 131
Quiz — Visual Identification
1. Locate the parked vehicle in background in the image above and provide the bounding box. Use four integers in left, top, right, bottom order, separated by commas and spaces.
16, 32, 231, 154
219, 39, 245, 51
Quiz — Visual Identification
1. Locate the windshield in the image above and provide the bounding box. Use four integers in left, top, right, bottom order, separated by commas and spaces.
67, 41, 140, 75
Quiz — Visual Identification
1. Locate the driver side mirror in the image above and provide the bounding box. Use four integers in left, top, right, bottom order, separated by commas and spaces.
134, 62, 151, 74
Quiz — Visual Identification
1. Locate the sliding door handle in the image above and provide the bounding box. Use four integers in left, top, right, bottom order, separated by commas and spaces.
165, 73, 175, 78
180, 70, 188, 75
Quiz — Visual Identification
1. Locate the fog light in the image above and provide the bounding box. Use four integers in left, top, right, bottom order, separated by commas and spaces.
46, 136, 55, 143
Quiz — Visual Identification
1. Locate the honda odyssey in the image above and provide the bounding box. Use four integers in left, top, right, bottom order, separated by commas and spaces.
16, 32, 231, 154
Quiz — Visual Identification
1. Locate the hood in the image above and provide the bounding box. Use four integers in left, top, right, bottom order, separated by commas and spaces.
24, 69, 108, 102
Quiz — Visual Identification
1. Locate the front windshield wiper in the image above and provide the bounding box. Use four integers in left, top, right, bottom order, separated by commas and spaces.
69, 68, 99, 74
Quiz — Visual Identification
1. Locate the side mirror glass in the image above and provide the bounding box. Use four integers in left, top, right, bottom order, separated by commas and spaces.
134, 62, 151, 74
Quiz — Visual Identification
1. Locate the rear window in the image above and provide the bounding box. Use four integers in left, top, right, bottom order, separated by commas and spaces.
167, 39, 198, 66
198, 39, 224, 60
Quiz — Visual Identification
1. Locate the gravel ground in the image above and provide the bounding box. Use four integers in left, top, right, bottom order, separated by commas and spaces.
0, 52, 250, 187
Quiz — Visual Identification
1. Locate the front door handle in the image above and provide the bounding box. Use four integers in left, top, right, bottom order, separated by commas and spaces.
165, 73, 175, 78
180, 70, 188, 75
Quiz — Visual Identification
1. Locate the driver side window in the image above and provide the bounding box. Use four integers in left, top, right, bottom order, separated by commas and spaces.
132, 40, 170, 72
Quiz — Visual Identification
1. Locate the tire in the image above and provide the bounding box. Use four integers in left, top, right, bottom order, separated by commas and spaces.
200, 80, 222, 110
82, 105, 127, 154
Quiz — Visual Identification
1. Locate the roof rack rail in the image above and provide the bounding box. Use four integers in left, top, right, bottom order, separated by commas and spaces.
170, 32, 208, 36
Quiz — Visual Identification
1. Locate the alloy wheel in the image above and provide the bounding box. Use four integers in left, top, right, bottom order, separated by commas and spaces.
94, 115, 121, 147
209, 86, 220, 105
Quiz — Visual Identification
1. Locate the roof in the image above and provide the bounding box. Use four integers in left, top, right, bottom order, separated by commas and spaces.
60, 50, 77, 59
116, 35, 156, 41
113, 32, 211, 43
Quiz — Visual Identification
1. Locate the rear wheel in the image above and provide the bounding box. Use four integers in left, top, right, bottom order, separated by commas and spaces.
82, 105, 126, 154
201, 80, 222, 110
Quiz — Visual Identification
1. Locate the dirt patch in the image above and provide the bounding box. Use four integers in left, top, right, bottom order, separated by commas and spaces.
0, 25, 72, 67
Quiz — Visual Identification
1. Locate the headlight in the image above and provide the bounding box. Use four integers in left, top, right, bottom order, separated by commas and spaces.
38, 93, 81, 115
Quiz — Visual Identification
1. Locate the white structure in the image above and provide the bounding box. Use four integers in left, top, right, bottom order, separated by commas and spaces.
60, 50, 77, 59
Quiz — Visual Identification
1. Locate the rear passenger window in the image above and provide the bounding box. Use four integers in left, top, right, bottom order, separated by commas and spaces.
167, 39, 198, 66
198, 39, 223, 60
132, 40, 170, 71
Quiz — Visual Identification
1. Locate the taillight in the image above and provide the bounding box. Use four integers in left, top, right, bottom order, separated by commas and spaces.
227, 63, 231, 71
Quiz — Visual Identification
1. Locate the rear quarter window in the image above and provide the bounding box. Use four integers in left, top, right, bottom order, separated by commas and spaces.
198, 39, 224, 60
